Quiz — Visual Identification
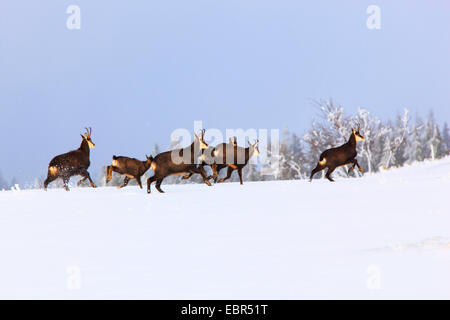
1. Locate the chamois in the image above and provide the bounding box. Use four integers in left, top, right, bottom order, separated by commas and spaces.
208, 137, 238, 183
146, 130, 211, 193
182, 136, 237, 181
309, 125, 365, 182
106, 155, 153, 189
213, 140, 260, 185
44, 127, 96, 191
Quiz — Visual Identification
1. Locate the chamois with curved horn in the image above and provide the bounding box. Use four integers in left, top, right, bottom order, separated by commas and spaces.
309, 124, 365, 182
213, 139, 260, 185
204, 136, 238, 182
182, 136, 237, 181
106, 154, 153, 189
44, 127, 97, 191
147, 130, 211, 193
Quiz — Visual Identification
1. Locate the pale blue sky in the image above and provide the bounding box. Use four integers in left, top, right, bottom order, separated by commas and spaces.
0, 0, 449, 183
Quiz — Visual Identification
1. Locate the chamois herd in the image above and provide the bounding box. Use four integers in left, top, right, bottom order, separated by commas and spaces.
44, 126, 365, 192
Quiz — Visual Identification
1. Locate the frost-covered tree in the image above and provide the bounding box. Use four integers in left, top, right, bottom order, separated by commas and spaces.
379, 135, 394, 169
393, 110, 411, 166
432, 124, 446, 159
278, 126, 295, 180
243, 163, 260, 182
404, 126, 424, 163
419, 111, 444, 161
354, 108, 394, 173
442, 122, 450, 155
422, 121, 433, 160
286, 133, 307, 179
261, 140, 282, 180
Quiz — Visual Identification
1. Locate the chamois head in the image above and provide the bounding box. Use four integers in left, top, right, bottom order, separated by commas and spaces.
145, 154, 153, 165
229, 136, 237, 146
249, 139, 260, 157
194, 129, 209, 150
80, 127, 95, 148
352, 124, 365, 142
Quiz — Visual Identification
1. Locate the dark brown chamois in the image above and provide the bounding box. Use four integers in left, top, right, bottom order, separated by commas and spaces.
106, 155, 153, 189
213, 140, 260, 185
44, 127, 96, 191
146, 130, 211, 193
182, 136, 237, 182
310, 125, 365, 182
203, 137, 238, 183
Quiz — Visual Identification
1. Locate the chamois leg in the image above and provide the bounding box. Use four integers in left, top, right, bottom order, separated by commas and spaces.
348, 159, 364, 174
182, 173, 193, 180
183, 167, 212, 186
325, 166, 336, 182
77, 177, 88, 186
62, 176, 70, 191
212, 164, 227, 182
200, 163, 214, 180
147, 176, 157, 194
211, 163, 220, 182
355, 160, 364, 173
119, 177, 130, 189
218, 167, 234, 183
43, 174, 58, 191
309, 164, 325, 182
135, 175, 143, 189
348, 160, 357, 174
199, 166, 212, 186
80, 169, 97, 188
155, 178, 165, 193
237, 167, 243, 185
106, 166, 114, 184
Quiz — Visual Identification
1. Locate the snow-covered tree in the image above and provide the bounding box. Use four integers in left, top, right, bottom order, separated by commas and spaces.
405, 126, 424, 163
432, 124, 446, 159
393, 109, 411, 166
442, 122, 450, 155
261, 140, 282, 180
354, 108, 391, 173
379, 135, 394, 169
418, 112, 444, 161
287, 133, 307, 179
278, 126, 294, 180
243, 163, 260, 182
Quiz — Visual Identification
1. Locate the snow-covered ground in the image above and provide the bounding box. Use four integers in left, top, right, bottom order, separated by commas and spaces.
0, 158, 449, 299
